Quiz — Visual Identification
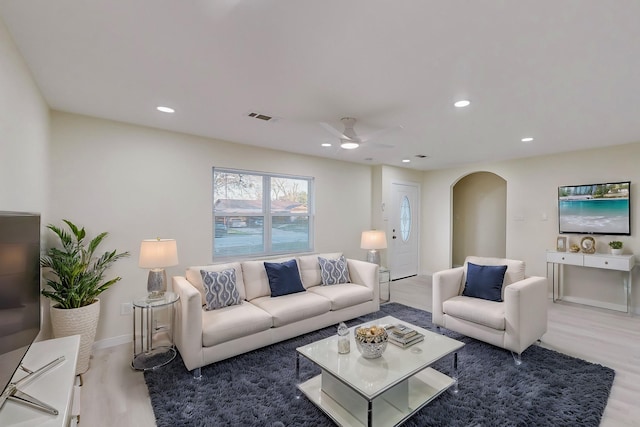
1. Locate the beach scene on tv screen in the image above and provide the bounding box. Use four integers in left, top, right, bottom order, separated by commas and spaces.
559, 183, 630, 234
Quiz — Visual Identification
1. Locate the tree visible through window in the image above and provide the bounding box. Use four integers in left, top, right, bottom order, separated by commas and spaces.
213, 168, 313, 259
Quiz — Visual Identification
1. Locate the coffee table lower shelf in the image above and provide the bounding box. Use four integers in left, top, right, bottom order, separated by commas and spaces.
297, 367, 454, 427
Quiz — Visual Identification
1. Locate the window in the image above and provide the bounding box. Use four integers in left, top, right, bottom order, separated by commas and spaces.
400, 195, 411, 242
213, 168, 313, 259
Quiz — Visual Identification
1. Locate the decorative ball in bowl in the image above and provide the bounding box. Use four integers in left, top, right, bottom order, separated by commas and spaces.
354, 325, 388, 359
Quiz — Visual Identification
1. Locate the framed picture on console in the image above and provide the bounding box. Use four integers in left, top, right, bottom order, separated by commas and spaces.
556, 236, 567, 252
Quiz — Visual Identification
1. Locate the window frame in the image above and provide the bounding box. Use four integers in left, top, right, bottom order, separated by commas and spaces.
212, 167, 314, 260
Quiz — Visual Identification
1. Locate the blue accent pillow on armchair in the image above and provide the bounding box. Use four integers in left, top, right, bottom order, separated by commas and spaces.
264, 259, 306, 297
462, 262, 508, 302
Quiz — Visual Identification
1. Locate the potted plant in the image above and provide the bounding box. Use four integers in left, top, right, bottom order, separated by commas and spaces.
40, 220, 129, 374
608, 241, 623, 255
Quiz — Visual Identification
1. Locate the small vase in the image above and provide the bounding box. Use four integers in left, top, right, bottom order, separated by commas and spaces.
611, 248, 623, 255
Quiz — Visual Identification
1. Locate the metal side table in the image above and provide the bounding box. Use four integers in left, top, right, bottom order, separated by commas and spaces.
379, 267, 391, 303
131, 292, 179, 371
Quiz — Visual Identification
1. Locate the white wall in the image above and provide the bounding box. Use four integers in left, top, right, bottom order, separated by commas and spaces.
49, 112, 373, 344
0, 18, 49, 214
422, 142, 640, 311
0, 18, 50, 338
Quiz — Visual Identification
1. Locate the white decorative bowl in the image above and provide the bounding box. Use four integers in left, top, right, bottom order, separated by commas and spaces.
354, 325, 388, 359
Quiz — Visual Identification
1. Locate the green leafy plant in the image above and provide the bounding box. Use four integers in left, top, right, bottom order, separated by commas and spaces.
608, 241, 623, 249
40, 220, 130, 309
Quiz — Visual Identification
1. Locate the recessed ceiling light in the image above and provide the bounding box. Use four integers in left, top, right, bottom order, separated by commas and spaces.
340, 141, 359, 150
157, 106, 175, 113
402, 159, 411, 163
454, 100, 470, 108
521, 137, 534, 142
321, 143, 332, 147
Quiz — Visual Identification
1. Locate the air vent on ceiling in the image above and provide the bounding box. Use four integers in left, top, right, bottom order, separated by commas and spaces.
415, 154, 430, 159
247, 112, 275, 122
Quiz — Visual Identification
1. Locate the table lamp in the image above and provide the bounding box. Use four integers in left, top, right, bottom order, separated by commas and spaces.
139, 238, 179, 299
360, 230, 387, 265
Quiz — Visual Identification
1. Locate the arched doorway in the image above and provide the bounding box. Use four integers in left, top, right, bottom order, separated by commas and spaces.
452, 172, 507, 266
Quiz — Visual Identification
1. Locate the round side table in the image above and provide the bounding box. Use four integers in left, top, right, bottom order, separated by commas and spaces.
131, 292, 179, 371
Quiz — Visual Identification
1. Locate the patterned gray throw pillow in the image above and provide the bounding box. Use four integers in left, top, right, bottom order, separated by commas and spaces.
201, 268, 242, 310
318, 255, 351, 285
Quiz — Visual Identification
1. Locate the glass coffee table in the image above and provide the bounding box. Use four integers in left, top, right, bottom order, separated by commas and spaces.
296, 316, 464, 427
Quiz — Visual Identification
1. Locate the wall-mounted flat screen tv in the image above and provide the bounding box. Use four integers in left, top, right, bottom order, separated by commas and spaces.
558, 181, 630, 235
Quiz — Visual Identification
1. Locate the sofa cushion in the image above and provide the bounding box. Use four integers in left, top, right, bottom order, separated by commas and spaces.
242, 257, 298, 300
462, 262, 507, 302
264, 259, 306, 297
298, 252, 343, 288
307, 283, 372, 310
201, 269, 242, 310
251, 293, 331, 327
318, 255, 351, 285
186, 262, 246, 302
443, 295, 505, 330
201, 302, 273, 347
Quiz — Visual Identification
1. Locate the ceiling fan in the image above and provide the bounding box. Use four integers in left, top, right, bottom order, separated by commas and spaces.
319, 117, 402, 150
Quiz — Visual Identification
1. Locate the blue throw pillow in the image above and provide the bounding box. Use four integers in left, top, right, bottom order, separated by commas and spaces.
318, 255, 351, 285
462, 262, 508, 302
264, 259, 305, 297
200, 268, 242, 310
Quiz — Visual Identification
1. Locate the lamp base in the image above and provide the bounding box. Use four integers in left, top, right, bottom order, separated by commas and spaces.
147, 269, 167, 299
366, 250, 381, 265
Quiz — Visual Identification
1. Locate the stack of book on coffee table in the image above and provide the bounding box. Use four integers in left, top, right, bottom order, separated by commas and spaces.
387, 323, 425, 348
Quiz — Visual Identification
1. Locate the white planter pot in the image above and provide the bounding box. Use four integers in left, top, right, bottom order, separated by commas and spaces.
611, 248, 623, 255
50, 299, 100, 375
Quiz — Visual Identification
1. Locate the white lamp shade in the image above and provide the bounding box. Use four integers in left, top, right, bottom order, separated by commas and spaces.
138, 239, 179, 268
360, 230, 387, 250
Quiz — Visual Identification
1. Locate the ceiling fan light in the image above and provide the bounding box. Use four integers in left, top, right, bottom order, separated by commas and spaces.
340, 141, 359, 150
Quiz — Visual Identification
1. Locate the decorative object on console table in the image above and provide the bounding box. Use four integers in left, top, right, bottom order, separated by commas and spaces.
556, 236, 567, 252
360, 230, 387, 265
40, 220, 130, 375
139, 238, 179, 299
609, 240, 623, 255
580, 236, 596, 254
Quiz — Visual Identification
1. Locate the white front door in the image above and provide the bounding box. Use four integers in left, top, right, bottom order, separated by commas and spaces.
389, 182, 420, 280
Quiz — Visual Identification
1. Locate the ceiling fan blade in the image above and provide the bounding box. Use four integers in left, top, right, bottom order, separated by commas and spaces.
358, 125, 404, 143
370, 142, 395, 149
319, 122, 356, 141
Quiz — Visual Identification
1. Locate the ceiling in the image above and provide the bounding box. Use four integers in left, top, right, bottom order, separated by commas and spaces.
2, 1, 640, 171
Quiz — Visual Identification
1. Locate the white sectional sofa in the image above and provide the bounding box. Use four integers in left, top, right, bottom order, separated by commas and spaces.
172, 253, 379, 376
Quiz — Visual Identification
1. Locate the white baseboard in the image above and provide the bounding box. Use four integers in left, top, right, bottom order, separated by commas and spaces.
93, 334, 131, 350
559, 295, 628, 313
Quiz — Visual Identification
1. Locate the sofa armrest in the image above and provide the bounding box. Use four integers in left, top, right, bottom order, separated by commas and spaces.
172, 276, 204, 371
432, 266, 464, 326
504, 276, 548, 354
347, 259, 379, 302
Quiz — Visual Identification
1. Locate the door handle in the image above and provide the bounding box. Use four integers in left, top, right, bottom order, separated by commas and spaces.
392, 235, 397, 239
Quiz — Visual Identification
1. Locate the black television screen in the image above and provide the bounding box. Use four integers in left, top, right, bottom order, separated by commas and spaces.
558, 181, 631, 235
0, 212, 41, 409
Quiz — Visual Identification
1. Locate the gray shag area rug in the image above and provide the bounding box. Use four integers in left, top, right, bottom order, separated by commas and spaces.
145, 303, 614, 426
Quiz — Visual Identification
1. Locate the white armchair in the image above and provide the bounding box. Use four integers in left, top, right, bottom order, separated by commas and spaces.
432, 256, 547, 363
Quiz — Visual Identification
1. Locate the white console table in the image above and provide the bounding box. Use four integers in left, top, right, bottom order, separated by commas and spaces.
546, 250, 635, 314
0, 335, 80, 427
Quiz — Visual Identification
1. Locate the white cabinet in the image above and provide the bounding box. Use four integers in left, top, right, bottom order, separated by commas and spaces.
546, 250, 635, 314
0, 335, 80, 427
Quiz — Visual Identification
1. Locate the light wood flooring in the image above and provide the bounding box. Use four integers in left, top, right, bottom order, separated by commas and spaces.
79, 276, 640, 426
